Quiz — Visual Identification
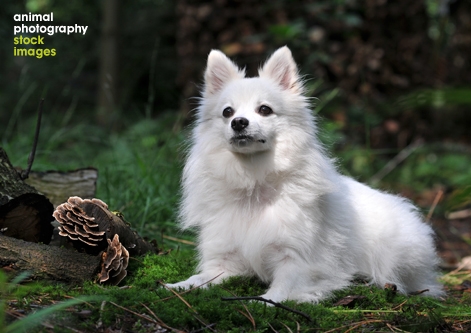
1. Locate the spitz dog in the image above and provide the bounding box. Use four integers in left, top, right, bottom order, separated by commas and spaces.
167, 46, 443, 303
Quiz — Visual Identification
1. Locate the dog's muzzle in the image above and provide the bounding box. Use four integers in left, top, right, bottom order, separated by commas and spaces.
231, 117, 249, 132
229, 117, 266, 148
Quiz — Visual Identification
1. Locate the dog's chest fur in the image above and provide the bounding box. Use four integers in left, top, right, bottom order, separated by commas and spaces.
201, 177, 315, 282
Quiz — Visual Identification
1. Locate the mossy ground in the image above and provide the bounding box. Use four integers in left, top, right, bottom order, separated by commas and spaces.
3, 250, 471, 332
2, 114, 471, 332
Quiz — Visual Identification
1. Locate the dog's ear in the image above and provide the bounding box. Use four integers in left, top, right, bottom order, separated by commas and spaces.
204, 50, 245, 96
259, 46, 301, 93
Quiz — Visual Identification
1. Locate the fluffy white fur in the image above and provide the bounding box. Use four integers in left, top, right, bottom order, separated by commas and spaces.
166, 46, 443, 303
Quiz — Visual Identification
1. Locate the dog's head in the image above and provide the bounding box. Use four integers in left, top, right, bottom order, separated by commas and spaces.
198, 46, 309, 154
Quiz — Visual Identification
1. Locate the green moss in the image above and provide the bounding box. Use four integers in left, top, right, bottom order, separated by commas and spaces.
2, 248, 470, 332
41, 251, 461, 331
2, 113, 471, 331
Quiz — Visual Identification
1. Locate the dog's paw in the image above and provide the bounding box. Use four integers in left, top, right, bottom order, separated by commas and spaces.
257, 292, 286, 305
165, 281, 193, 290
165, 274, 213, 290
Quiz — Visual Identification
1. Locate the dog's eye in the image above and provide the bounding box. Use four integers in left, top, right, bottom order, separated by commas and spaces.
222, 107, 234, 118
258, 105, 273, 116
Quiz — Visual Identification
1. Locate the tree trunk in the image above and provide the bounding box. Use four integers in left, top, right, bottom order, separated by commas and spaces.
97, 0, 119, 126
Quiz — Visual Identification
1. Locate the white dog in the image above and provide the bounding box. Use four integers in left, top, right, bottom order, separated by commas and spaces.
166, 46, 443, 303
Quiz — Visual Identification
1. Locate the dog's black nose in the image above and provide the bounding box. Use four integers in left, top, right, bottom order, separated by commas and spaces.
231, 117, 249, 132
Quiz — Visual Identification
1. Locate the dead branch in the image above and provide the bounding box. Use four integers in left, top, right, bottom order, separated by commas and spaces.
220, 296, 313, 322
21, 98, 44, 180
370, 139, 423, 185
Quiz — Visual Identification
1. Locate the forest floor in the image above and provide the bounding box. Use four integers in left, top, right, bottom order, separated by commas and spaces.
1, 115, 471, 332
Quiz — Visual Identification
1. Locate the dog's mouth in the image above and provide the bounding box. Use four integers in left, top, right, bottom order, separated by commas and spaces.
230, 135, 253, 147
230, 135, 266, 147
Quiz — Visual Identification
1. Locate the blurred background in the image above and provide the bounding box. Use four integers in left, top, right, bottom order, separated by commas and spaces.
1, 0, 470, 264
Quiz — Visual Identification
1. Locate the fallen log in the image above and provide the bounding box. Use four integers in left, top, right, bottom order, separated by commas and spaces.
21, 167, 99, 248
0, 233, 130, 285
54, 196, 157, 256
24, 168, 98, 208
0, 147, 156, 285
0, 100, 155, 285
0, 233, 100, 283
0, 147, 54, 244
52, 196, 157, 283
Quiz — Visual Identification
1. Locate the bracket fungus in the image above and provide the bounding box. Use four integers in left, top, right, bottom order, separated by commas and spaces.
98, 234, 130, 285
53, 196, 157, 285
54, 197, 109, 253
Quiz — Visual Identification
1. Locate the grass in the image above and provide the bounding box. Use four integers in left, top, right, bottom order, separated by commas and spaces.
1, 110, 471, 332
0, 272, 97, 333
1, 251, 470, 332
2, 111, 187, 244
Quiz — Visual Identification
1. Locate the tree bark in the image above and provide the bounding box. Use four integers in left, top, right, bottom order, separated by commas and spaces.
0, 148, 155, 285
0, 147, 53, 244
54, 197, 157, 256
0, 234, 101, 283
24, 168, 98, 208
97, 0, 119, 126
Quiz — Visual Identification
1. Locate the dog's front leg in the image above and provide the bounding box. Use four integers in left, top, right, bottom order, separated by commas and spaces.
166, 250, 247, 290
165, 271, 225, 290
258, 256, 313, 304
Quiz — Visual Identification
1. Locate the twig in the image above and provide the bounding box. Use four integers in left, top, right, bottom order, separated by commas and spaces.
280, 321, 294, 333
156, 272, 224, 302
370, 139, 423, 185
268, 323, 280, 333
386, 322, 410, 332
323, 319, 384, 333
21, 98, 44, 180
63, 295, 97, 309
408, 289, 429, 296
220, 287, 256, 330
140, 302, 183, 333
190, 323, 217, 333
160, 282, 197, 313
220, 296, 312, 322
109, 301, 160, 326
447, 209, 471, 220
391, 300, 408, 311
159, 281, 216, 332
96, 300, 106, 329
193, 309, 216, 331
163, 234, 196, 246
426, 189, 443, 222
